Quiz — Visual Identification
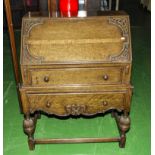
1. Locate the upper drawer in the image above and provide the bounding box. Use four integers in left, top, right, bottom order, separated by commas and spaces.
22, 66, 129, 86
20, 13, 132, 65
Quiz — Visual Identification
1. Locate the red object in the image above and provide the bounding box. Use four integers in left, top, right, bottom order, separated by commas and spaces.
26, 0, 32, 7
59, 0, 78, 17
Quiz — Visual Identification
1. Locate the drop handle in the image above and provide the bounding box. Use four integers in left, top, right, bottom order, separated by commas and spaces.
103, 74, 109, 80
46, 101, 51, 108
102, 101, 108, 106
44, 76, 49, 82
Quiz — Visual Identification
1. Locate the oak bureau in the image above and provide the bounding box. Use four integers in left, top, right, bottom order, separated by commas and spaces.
19, 11, 133, 150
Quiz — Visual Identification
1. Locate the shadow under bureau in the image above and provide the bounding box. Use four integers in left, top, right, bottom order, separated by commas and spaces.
19, 11, 133, 150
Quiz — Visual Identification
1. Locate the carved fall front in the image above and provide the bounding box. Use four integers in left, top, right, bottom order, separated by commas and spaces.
21, 16, 131, 65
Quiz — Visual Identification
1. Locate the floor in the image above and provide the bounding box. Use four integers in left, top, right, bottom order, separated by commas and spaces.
3, 8, 150, 155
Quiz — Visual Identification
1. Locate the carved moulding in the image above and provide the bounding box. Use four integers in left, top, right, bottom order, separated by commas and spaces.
108, 16, 130, 61
22, 19, 45, 64
65, 104, 87, 116
27, 94, 125, 116
29, 105, 124, 117
22, 16, 131, 64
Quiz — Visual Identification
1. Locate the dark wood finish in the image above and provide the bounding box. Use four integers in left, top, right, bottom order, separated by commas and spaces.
25, 67, 126, 86
113, 112, 130, 148
20, 14, 131, 65
22, 109, 130, 150
34, 137, 120, 144
21, 91, 129, 116
4, 0, 133, 150
18, 11, 133, 150
21, 64, 132, 86
23, 113, 38, 150
4, 0, 23, 112
48, 0, 57, 17
51, 0, 57, 17
48, 0, 51, 16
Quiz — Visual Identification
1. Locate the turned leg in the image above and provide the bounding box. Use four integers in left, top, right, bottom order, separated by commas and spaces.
118, 113, 130, 148
23, 114, 36, 150
113, 111, 130, 148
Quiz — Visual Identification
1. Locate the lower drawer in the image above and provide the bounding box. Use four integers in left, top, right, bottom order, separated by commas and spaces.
22, 92, 129, 116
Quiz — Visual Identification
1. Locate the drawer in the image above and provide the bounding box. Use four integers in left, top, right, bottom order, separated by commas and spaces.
28, 67, 123, 86
26, 92, 126, 116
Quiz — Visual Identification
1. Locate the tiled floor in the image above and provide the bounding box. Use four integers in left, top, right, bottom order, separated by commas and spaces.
4, 10, 150, 155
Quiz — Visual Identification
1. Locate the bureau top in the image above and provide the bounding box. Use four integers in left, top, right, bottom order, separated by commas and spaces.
20, 12, 132, 65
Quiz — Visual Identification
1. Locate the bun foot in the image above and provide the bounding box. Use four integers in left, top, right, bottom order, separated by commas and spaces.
23, 114, 37, 150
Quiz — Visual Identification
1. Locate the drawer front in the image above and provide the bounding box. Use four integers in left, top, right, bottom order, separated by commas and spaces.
29, 67, 123, 86
27, 92, 125, 116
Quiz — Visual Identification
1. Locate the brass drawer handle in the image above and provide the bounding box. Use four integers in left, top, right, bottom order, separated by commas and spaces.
103, 101, 108, 106
46, 101, 51, 108
44, 76, 49, 82
103, 74, 109, 80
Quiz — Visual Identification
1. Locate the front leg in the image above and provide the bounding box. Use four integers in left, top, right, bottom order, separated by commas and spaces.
118, 113, 130, 148
113, 111, 130, 148
23, 114, 36, 150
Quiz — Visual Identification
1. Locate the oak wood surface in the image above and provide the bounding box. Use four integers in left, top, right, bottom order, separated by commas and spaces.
28, 67, 122, 86
27, 92, 125, 116
20, 85, 132, 115
19, 11, 133, 149
21, 64, 132, 86
20, 15, 131, 65
20, 84, 133, 93
34, 137, 120, 144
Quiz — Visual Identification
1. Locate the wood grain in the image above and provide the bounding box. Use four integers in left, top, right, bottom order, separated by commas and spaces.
30, 67, 122, 86
21, 64, 132, 85
20, 15, 131, 65
19, 11, 133, 149
19, 87, 132, 115
28, 92, 125, 116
